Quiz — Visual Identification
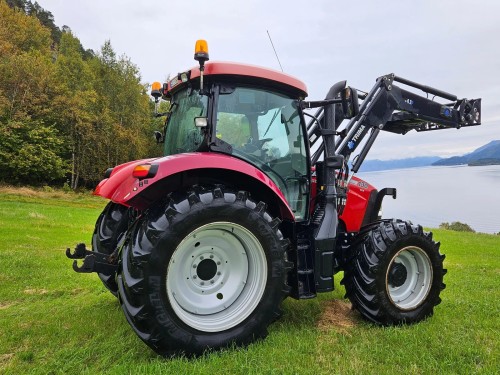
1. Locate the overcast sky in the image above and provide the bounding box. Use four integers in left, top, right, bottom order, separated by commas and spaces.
37, 0, 499, 160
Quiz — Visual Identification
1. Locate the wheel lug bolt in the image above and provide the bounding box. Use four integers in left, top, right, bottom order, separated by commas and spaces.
200, 256, 204, 260
217, 272, 221, 276
210, 255, 214, 259
193, 275, 197, 279
210, 280, 214, 284
193, 264, 197, 268
217, 261, 221, 265
200, 281, 205, 285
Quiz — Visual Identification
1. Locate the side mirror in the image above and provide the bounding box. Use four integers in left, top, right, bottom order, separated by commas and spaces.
341, 87, 359, 119
153, 131, 164, 144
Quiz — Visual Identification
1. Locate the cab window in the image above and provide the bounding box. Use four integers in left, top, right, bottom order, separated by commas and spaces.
164, 88, 208, 156
216, 86, 309, 219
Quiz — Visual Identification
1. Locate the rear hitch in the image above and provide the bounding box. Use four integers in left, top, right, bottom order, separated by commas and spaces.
66, 243, 118, 276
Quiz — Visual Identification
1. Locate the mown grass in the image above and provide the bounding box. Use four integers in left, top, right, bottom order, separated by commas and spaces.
0, 187, 498, 374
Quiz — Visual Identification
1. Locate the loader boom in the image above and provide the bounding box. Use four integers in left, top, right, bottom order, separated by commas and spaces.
307, 73, 482, 172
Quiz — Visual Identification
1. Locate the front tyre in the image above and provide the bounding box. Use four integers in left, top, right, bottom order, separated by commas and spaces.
343, 220, 446, 325
117, 187, 290, 356
92, 202, 131, 295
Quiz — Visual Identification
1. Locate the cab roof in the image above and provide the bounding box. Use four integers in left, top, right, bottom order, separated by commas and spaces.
167, 61, 308, 98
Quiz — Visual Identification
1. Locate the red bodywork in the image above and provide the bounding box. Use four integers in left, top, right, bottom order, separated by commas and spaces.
310, 173, 377, 233
339, 176, 377, 232
95, 152, 376, 232
94, 152, 296, 220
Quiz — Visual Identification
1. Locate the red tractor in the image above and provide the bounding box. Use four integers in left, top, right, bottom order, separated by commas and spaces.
67, 40, 482, 356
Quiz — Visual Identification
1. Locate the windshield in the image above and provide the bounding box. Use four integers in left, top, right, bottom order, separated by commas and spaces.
216, 86, 309, 219
164, 87, 208, 156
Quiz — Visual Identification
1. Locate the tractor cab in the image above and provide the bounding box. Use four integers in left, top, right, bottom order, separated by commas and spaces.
151, 44, 311, 219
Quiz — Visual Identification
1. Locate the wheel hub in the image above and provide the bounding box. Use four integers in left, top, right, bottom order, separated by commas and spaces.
388, 262, 407, 288
196, 258, 218, 281
189, 251, 225, 289
386, 246, 433, 310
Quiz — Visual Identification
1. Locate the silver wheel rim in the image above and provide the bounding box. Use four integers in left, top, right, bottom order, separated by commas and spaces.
386, 246, 433, 310
166, 222, 267, 332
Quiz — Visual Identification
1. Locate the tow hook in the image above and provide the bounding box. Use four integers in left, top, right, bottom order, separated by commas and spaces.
66, 243, 118, 276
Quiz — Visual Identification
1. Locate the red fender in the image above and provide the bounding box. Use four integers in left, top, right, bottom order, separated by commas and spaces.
310, 169, 378, 233
340, 176, 378, 232
94, 152, 295, 220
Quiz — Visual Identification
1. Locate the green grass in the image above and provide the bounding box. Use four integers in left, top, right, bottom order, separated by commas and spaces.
0, 187, 498, 374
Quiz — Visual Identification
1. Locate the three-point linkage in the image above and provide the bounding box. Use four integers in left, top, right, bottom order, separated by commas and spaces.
66, 243, 118, 276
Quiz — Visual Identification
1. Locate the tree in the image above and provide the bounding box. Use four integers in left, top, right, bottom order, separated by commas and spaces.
5, 0, 26, 11
0, 1, 159, 188
25, 1, 61, 44
0, 120, 67, 183
51, 31, 99, 188
0, 2, 66, 184
0, 0, 52, 57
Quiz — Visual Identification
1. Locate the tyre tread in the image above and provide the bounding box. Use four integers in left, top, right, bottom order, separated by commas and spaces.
343, 219, 446, 325
117, 187, 290, 356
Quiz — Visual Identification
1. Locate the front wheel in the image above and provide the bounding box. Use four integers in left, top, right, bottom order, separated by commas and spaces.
92, 202, 131, 295
117, 187, 290, 356
342, 220, 446, 325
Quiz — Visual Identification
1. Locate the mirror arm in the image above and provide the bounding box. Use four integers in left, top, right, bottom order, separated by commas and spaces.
297, 98, 342, 109
296, 86, 360, 119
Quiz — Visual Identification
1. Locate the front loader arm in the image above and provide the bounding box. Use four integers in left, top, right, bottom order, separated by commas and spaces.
308, 73, 482, 173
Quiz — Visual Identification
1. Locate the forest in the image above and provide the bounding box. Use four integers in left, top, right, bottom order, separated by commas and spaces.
0, 0, 163, 189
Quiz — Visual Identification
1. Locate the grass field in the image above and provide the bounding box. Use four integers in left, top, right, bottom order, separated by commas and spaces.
0, 187, 498, 374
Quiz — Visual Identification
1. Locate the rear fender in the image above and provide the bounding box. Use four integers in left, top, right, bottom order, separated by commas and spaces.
94, 152, 295, 221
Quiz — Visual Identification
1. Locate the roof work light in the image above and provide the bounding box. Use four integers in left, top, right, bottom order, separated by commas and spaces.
151, 81, 162, 101
194, 39, 209, 64
194, 39, 209, 91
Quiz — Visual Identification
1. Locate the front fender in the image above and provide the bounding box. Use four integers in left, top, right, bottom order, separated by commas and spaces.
94, 152, 295, 220
340, 176, 377, 232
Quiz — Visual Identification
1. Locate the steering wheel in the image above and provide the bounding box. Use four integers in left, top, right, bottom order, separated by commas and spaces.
243, 138, 273, 153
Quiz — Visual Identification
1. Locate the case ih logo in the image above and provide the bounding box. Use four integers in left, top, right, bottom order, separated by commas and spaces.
357, 181, 369, 189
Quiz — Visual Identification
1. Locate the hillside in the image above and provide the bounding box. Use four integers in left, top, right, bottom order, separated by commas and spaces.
432, 140, 500, 166
358, 140, 500, 171
0, 1, 159, 189
358, 156, 442, 172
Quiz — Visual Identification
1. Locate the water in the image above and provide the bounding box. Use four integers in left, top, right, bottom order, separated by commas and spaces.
357, 165, 500, 234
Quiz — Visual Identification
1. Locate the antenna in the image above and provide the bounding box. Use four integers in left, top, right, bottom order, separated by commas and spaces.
266, 30, 284, 72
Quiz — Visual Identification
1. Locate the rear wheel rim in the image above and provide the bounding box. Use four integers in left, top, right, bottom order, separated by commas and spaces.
166, 222, 267, 332
386, 246, 433, 310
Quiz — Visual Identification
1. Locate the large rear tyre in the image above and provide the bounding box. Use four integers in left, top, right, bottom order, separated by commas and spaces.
342, 220, 446, 325
92, 202, 130, 295
117, 187, 290, 356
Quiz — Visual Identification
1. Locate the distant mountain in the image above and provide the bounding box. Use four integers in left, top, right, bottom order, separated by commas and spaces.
359, 140, 500, 172
359, 156, 442, 172
432, 140, 500, 166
